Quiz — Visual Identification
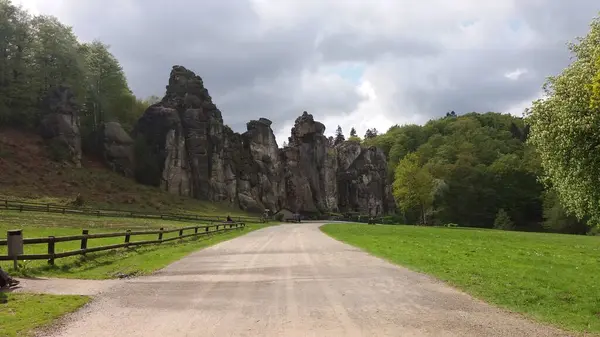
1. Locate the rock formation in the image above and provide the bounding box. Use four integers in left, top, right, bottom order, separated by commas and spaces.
99, 122, 135, 177
39, 85, 82, 167
133, 66, 395, 215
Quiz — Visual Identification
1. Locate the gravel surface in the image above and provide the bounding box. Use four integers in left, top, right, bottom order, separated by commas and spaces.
39, 223, 574, 337
12, 277, 120, 296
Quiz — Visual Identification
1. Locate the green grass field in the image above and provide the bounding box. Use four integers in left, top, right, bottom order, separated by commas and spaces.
0, 210, 273, 279
321, 223, 600, 334
0, 293, 89, 337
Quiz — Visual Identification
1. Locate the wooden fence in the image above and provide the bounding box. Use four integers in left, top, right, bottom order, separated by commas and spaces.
0, 199, 262, 224
0, 222, 245, 266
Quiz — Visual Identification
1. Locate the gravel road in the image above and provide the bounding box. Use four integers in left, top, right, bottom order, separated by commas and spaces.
42, 222, 573, 337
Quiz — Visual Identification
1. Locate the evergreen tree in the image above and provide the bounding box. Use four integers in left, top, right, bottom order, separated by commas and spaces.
334, 125, 345, 145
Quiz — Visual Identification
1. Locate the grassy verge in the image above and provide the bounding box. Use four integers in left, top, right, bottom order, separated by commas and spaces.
0, 293, 89, 337
321, 223, 600, 334
1, 211, 274, 279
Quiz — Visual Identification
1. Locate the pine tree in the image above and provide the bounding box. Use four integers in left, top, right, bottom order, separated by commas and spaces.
334, 125, 345, 145
350, 127, 357, 137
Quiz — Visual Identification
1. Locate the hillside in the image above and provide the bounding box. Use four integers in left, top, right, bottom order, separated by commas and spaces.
362, 112, 592, 234
0, 128, 249, 216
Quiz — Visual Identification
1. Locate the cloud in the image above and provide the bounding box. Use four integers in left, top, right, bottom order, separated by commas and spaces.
12, 0, 600, 145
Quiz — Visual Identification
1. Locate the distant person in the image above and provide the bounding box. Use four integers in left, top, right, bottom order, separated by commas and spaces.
0, 267, 19, 288
226, 215, 233, 222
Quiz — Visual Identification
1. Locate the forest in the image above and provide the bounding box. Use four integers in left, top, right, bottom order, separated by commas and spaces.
1, 0, 599, 235
0, 0, 155, 150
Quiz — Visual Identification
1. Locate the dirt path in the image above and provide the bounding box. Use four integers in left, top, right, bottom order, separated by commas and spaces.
11, 277, 120, 296
41, 223, 573, 337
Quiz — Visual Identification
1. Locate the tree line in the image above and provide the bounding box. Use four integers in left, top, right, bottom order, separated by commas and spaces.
0, 0, 155, 149
359, 14, 600, 235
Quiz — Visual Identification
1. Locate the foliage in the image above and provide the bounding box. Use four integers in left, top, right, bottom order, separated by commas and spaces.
349, 127, 357, 137
321, 223, 600, 333
541, 190, 590, 234
493, 208, 514, 230
392, 153, 434, 224
347, 135, 361, 143
364, 128, 378, 139
334, 125, 345, 145
0, 0, 149, 149
527, 15, 600, 226
373, 112, 549, 230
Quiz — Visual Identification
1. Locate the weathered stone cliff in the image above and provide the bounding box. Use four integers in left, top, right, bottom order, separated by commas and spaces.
133, 66, 394, 215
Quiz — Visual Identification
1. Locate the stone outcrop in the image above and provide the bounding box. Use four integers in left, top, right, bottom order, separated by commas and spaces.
99, 122, 135, 177
39, 85, 82, 167
133, 65, 394, 216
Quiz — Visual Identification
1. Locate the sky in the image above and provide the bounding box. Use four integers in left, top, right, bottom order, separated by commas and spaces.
13, 0, 600, 145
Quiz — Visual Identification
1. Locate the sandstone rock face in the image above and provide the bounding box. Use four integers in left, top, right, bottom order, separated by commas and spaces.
335, 142, 394, 216
39, 86, 82, 167
134, 66, 394, 215
99, 122, 135, 177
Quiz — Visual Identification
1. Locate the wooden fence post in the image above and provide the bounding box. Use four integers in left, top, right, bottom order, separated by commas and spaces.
205, 227, 209, 233
194, 227, 198, 234
158, 228, 164, 242
19, 205, 22, 212
124, 230, 131, 247
47, 204, 50, 212
81, 229, 89, 255
48, 236, 55, 265
179, 228, 184, 239
4, 200, 7, 209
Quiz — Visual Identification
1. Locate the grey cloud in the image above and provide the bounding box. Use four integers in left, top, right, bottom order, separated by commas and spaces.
317, 31, 442, 63
33, 0, 600, 138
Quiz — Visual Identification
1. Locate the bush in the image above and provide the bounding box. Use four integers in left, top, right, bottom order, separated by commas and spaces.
274, 213, 284, 221
494, 209, 515, 230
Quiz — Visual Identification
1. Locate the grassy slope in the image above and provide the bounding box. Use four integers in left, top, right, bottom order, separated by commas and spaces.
321, 223, 600, 334
0, 293, 89, 337
0, 211, 272, 279
0, 129, 250, 216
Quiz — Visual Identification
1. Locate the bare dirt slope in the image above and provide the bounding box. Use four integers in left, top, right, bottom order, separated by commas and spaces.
43, 223, 573, 337
0, 128, 247, 215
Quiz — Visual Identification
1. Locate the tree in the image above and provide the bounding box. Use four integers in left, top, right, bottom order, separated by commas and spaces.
393, 153, 435, 225
542, 190, 591, 234
493, 209, 514, 230
591, 55, 600, 109
445, 111, 457, 118
364, 128, 378, 139
79, 40, 132, 132
334, 125, 345, 145
527, 15, 600, 226
350, 127, 357, 137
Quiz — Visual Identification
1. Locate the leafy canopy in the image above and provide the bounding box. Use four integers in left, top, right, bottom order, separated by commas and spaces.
527, 15, 600, 225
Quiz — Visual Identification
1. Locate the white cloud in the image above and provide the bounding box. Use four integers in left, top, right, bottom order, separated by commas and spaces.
505, 68, 529, 80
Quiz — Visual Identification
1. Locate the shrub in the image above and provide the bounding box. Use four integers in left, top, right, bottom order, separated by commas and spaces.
494, 209, 515, 230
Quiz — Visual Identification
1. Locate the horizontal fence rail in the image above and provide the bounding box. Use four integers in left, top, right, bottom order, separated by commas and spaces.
0, 222, 246, 266
0, 199, 262, 224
